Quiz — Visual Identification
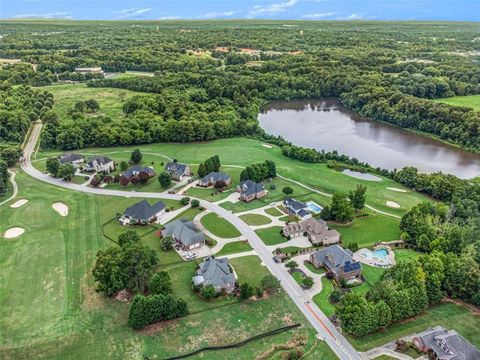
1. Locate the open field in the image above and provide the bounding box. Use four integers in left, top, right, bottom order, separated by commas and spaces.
239, 213, 272, 226
255, 226, 288, 246
200, 212, 241, 238
0, 171, 338, 359
230, 255, 270, 288
434, 95, 480, 111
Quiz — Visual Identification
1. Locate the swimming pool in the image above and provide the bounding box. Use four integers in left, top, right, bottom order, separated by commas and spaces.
355, 246, 395, 267
306, 201, 323, 214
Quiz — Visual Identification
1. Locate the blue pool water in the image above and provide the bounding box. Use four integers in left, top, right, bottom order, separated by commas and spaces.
306, 201, 323, 214
372, 248, 388, 260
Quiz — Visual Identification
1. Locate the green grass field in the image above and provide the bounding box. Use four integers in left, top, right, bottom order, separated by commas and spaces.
264, 207, 283, 217
255, 226, 288, 246
434, 94, 480, 111
215, 241, 253, 256
200, 212, 241, 238
230, 255, 270, 288
313, 277, 336, 317
239, 213, 272, 226
0, 171, 336, 359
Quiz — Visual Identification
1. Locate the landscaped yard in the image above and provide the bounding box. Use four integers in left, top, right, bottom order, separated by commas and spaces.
239, 213, 272, 226
394, 248, 421, 262
313, 277, 336, 317
351, 264, 385, 295
200, 212, 241, 238
264, 206, 283, 217
185, 166, 242, 202
330, 213, 401, 248
215, 241, 253, 256
0, 171, 337, 360
255, 226, 288, 246
230, 255, 270, 288
347, 302, 480, 351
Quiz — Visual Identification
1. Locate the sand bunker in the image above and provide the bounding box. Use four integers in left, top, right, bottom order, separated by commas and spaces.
262, 144, 273, 148
4, 227, 25, 238
387, 187, 407, 193
10, 199, 28, 208
52, 202, 69, 216
386, 201, 401, 208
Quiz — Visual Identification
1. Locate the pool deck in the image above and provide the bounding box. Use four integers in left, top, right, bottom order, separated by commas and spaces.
353, 245, 395, 268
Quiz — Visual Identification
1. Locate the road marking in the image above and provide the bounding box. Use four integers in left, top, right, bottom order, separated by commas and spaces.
304, 302, 335, 339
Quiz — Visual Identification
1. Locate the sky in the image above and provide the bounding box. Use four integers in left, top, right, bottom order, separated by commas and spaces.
2, 0, 479, 21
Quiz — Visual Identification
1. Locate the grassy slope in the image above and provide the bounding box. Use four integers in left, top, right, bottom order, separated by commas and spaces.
0, 171, 337, 359
434, 95, 480, 111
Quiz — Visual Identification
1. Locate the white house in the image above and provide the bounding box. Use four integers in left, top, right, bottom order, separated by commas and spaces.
84, 156, 114, 173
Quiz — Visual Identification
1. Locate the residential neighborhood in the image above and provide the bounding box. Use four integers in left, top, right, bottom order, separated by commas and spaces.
84, 155, 115, 173
198, 171, 232, 187
192, 256, 236, 294
237, 179, 266, 202
310, 245, 362, 282
162, 218, 206, 251
164, 161, 191, 181
119, 199, 165, 225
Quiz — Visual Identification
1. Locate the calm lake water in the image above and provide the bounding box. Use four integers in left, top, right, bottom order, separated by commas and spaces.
258, 99, 480, 179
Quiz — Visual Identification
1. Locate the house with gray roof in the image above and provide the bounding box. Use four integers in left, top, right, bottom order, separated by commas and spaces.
162, 218, 205, 251
283, 218, 340, 245
58, 153, 84, 167
198, 172, 232, 187
283, 198, 312, 220
237, 180, 266, 202
119, 199, 165, 225
84, 156, 114, 173
121, 165, 155, 179
165, 161, 191, 181
310, 244, 361, 282
192, 256, 236, 293
412, 326, 480, 360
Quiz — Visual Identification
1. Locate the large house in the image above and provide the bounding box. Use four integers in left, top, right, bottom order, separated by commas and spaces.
162, 218, 205, 251
164, 161, 191, 181
310, 245, 361, 282
119, 200, 165, 225
58, 153, 84, 167
283, 218, 340, 245
283, 198, 311, 220
412, 326, 480, 360
84, 156, 114, 173
192, 256, 236, 293
121, 165, 155, 179
237, 180, 266, 202
198, 172, 232, 187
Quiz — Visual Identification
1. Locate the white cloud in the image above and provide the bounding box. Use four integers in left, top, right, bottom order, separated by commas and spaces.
336, 13, 373, 20
249, 0, 298, 16
301, 12, 336, 19
11, 11, 72, 19
199, 11, 238, 19
116, 8, 152, 19
159, 16, 180, 20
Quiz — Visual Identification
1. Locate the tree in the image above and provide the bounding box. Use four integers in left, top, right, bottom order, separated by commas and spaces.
120, 161, 128, 171
90, 177, 101, 187
0, 146, 22, 167
120, 243, 159, 294
158, 171, 171, 188
119, 176, 130, 187
197, 162, 207, 178
301, 276, 314, 288
261, 275, 280, 292
118, 231, 140, 247
214, 179, 226, 189
201, 285, 216, 300
85, 98, 100, 112
149, 271, 172, 295
131, 149, 142, 164
329, 192, 354, 223
46, 157, 60, 176
74, 101, 87, 113
265, 160, 276, 178
138, 171, 150, 185
239, 283, 255, 300
191, 199, 200, 208
349, 184, 367, 211
91, 247, 125, 296
180, 197, 190, 205
57, 163, 76, 180
282, 186, 293, 195
161, 235, 173, 251
286, 260, 298, 268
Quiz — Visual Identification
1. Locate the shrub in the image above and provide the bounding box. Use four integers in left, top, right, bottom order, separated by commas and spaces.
158, 171, 172, 188
161, 236, 173, 251
201, 285, 217, 300
282, 186, 293, 195
191, 199, 200, 208
90, 178, 101, 187
149, 271, 172, 295
128, 294, 188, 329
285, 260, 298, 268
180, 197, 191, 206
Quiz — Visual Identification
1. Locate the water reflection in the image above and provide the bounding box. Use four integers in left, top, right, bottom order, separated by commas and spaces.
258, 99, 480, 179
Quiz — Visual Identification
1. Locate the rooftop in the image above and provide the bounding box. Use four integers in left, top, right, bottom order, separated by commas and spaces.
123, 200, 165, 221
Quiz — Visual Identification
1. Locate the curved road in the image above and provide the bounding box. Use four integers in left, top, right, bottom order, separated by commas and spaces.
21, 123, 361, 360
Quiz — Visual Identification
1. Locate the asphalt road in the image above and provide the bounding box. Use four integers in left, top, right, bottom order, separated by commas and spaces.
21, 123, 361, 360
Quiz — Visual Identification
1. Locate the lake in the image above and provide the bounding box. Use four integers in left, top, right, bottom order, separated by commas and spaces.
258, 99, 480, 179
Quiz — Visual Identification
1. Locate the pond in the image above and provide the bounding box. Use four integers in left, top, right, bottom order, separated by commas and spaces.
258, 99, 480, 179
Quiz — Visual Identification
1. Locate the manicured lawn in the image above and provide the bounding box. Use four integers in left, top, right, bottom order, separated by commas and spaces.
291, 270, 304, 285
215, 241, 253, 256
265, 206, 283, 217
0, 171, 337, 359
255, 226, 288, 246
434, 94, 480, 111
351, 265, 385, 295
373, 356, 397, 360
304, 262, 326, 275
185, 166, 242, 201
200, 212, 241, 238
71, 175, 88, 185
347, 302, 480, 351
230, 255, 270, 288
394, 248, 422, 262
313, 277, 336, 317
169, 206, 206, 222
239, 213, 272, 226
330, 214, 401, 249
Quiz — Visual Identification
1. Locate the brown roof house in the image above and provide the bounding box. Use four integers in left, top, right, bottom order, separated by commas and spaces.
310, 245, 361, 282
412, 326, 480, 360
283, 218, 340, 245
237, 180, 266, 202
